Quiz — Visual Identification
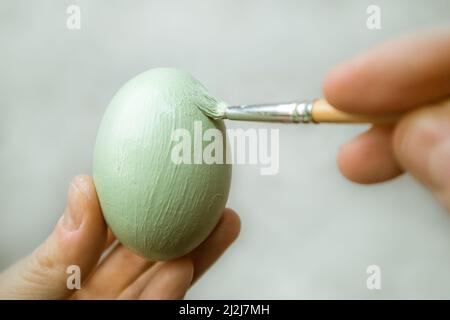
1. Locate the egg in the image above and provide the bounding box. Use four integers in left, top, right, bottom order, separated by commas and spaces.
93, 68, 231, 260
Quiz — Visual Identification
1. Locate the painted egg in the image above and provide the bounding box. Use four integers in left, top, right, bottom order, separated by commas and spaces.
93, 68, 231, 260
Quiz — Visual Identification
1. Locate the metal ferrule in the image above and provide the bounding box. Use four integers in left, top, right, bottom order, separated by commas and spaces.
225, 101, 313, 123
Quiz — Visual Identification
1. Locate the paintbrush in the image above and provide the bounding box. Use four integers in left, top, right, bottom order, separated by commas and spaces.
198, 98, 450, 124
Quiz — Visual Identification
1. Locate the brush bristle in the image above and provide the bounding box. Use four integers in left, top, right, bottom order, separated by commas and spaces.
195, 95, 227, 120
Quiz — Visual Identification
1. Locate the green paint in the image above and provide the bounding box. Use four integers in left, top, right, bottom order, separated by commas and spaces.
194, 92, 228, 120
93, 68, 231, 260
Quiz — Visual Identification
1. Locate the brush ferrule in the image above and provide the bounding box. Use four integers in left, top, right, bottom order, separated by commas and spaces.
226, 101, 313, 123
294, 101, 314, 123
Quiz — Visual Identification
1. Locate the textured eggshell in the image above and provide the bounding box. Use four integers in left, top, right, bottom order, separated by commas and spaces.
93, 68, 231, 260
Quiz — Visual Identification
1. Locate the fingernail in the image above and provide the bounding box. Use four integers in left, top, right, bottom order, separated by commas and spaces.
62, 176, 88, 231
398, 113, 450, 189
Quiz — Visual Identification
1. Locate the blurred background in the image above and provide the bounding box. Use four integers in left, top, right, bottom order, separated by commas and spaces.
1, 0, 450, 299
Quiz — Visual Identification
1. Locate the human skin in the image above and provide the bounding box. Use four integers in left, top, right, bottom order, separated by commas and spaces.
324, 28, 450, 211
0, 175, 240, 299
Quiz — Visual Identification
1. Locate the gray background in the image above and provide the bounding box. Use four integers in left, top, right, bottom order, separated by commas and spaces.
1, 0, 450, 299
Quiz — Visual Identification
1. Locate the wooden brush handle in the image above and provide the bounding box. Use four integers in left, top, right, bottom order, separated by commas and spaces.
311, 98, 450, 124
311, 99, 400, 124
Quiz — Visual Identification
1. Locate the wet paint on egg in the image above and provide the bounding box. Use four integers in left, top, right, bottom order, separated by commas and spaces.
93, 68, 231, 260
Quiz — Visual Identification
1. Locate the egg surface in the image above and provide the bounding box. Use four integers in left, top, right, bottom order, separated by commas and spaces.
93, 68, 231, 260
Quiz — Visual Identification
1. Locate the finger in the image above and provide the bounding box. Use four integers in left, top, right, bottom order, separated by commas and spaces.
119, 208, 240, 298
189, 208, 240, 284
138, 258, 193, 300
338, 125, 403, 184
117, 264, 158, 299
0, 175, 108, 299
324, 28, 450, 115
104, 228, 116, 250
393, 100, 450, 210
118, 259, 191, 300
74, 245, 153, 299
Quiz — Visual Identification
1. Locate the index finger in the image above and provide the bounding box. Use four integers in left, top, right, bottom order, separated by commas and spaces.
323, 28, 450, 115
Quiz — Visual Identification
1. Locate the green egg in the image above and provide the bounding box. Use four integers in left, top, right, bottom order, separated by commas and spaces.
93, 68, 231, 260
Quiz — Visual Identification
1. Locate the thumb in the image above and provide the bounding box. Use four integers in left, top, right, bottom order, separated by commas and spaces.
393, 99, 450, 210
0, 175, 108, 299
